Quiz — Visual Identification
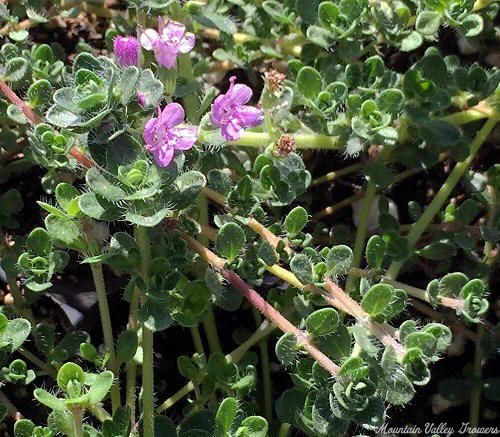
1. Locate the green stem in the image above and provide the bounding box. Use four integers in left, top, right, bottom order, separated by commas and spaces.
17, 348, 55, 377
136, 226, 154, 437
178, 54, 199, 123
346, 182, 377, 294
90, 263, 120, 412
190, 326, 205, 355
89, 404, 112, 422
382, 277, 463, 310
141, 326, 154, 435
156, 320, 276, 413
440, 108, 488, 125
198, 130, 341, 150
386, 118, 497, 279
347, 146, 392, 294
196, 192, 223, 354
202, 304, 222, 354
252, 309, 273, 422
126, 287, 140, 426
278, 423, 291, 437
156, 381, 195, 413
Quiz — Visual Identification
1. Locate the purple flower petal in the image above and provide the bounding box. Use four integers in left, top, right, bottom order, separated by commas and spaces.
162, 21, 186, 41
234, 105, 264, 127
140, 29, 160, 51
143, 117, 160, 147
178, 32, 196, 53
226, 82, 253, 106
153, 146, 175, 167
221, 118, 243, 141
159, 103, 185, 128
209, 77, 264, 141
172, 126, 198, 150
154, 45, 177, 69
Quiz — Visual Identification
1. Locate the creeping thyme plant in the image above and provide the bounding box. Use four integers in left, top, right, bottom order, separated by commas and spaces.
0, 0, 499, 435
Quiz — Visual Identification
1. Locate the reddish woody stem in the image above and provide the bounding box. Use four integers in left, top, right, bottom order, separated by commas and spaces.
0, 79, 94, 168
324, 278, 405, 358
0, 79, 42, 125
182, 233, 340, 376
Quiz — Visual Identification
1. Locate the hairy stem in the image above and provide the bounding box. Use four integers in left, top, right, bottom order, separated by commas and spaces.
17, 347, 55, 377
89, 263, 121, 412
183, 233, 340, 375
386, 118, 498, 280
136, 226, 154, 437
72, 407, 84, 437
252, 309, 273, 422
381, 277, 463, 310
126, 287, 140, 427
310, 162, 363, 187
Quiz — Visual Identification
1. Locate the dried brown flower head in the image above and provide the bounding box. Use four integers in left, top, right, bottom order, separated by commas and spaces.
265, 69, 286, 95
276, 134, 296, 155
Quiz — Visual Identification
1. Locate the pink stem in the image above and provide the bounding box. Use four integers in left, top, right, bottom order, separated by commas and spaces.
182, 233, 340, 376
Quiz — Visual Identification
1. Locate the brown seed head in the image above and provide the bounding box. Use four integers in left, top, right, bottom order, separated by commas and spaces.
265, 69, 286, 95
276, 134, 296, 155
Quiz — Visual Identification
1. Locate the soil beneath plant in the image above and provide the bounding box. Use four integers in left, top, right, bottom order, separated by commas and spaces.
1, 6, 499, 437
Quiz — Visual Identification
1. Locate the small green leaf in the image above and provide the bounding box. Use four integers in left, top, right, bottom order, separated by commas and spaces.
4, 318, 31, 351
361, 284, 394, 317
275, 332, 298, 366
290, 254, 313, 284
284, 206, 308, 236
116, 330, 138, 365
416, 11, 441, 35
235, 416, 268, 437
55, 183, 80, 216
14, 419, 35, 437
34, 389, 66, 410
296, 66, 322, 99
326, 245, 353, 276
28, 80, 52, 107
460, 278, 485, 299
57, 362, 85, 391
87, 371, 114, 404
26, 227, 52, 257
366, 235, 386, 269
45, 214, 86, 251
216, 223, 246, 262
438, 272, 468, 297
306, 308, 339, 337
215, 397, 238, 434
404, 332, 437, 358
417, 241, 457, 260
3, 57, 30, 83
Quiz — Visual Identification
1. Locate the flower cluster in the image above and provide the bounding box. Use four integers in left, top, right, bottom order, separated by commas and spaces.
143, 78, 264, 167
143, 103, 197, 167
140, 18, 195, 69
210, 76, 264, 141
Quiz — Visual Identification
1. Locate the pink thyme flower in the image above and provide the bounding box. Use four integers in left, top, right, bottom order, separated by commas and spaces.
113, 36, 139, 67
210, 77, 264, 141
140, 18, 195, 69
143, 103, 197, 167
